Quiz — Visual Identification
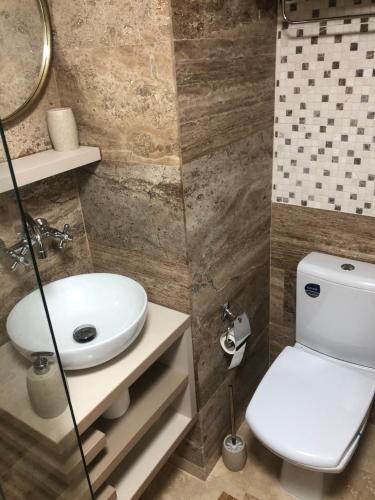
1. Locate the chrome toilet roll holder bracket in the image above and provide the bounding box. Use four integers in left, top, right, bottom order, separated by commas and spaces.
222, 302, 237, 349
222, 302, 236, 322
221, 302, 251, 350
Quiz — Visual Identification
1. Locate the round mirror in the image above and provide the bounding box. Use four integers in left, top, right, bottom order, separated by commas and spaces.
0, 0, 52, 124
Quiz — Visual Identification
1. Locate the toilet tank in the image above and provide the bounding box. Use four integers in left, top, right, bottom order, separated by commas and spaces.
296, 252, 375, 369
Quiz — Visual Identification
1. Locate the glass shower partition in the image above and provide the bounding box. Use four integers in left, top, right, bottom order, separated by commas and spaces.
0, 122, 93, 499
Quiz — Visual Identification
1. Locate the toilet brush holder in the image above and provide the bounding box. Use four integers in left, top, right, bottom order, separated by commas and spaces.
222, 434, 247, 471
222, 384, 247, 471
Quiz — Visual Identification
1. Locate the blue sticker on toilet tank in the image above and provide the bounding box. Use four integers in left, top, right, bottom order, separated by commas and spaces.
305, 283, 320, 298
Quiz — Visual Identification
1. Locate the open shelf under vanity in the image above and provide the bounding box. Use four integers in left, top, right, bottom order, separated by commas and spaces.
0, 302, 196, 500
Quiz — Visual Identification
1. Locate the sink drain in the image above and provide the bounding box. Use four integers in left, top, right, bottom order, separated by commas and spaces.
73, 325, 97, 343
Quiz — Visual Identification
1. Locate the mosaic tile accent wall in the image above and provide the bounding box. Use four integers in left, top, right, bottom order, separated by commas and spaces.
273, 0, 375, 216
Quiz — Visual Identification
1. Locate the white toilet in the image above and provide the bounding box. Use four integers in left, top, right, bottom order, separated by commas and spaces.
246, 252, 375, 500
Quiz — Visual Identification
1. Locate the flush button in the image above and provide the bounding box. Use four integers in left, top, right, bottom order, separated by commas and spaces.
341, 263, 355, 271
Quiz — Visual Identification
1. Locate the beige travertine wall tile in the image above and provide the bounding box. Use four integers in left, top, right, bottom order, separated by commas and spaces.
49, 0, 173, 49
54, 45, 180, 165
50, 0, 180, 166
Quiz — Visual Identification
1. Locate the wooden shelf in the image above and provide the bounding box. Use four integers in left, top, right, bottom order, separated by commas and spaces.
111, 410, 195, 500
0, 146, 101, 193
89, 363, 188, 492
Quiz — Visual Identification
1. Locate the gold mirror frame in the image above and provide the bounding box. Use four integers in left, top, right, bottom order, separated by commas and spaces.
2, 0, 52, 125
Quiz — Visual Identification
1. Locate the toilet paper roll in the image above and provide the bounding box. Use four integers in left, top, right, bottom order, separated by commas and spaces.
220, 328, 247, 370
220, 312, 252, 370
228, 344, 246, 369
220, 330, 236, 355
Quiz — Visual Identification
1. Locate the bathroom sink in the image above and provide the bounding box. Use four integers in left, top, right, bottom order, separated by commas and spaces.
7, 273, 148, 370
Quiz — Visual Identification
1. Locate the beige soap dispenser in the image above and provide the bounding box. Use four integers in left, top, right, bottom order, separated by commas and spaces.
27, 352, 68, 419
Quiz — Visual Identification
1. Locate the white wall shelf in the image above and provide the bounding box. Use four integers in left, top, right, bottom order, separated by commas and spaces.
0, 146, 101, 194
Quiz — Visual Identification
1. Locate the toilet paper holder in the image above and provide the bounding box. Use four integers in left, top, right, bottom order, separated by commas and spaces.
222, 302, 236, 349
221, 302, 251, 351
220, 302, 251, 369
222, 302, 236, 322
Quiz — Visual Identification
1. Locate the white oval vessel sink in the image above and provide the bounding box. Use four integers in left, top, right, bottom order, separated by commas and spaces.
7, 273, 148, 370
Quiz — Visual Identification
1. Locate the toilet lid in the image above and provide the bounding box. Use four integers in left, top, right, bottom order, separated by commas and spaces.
246, 346, 375, 469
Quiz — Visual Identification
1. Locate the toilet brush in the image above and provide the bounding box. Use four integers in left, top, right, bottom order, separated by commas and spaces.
222, 384, 247, 471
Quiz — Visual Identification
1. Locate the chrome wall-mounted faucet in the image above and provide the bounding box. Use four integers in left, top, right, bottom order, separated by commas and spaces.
24, 212, 48, 260
0, 212, 73, 271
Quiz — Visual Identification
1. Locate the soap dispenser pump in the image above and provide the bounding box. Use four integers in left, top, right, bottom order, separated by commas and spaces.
27, 352, 68, 419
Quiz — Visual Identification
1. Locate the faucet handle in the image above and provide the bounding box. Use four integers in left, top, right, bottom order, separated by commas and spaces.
57, 224, 73, 249
10, 247, 30, 271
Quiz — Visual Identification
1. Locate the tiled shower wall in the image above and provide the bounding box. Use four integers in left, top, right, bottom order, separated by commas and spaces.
273, 0, 375, 216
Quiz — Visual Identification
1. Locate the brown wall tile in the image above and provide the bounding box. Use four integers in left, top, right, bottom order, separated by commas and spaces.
182, 133, 272, 408
78, 161, 187, 262
90, 242, 191, 313
77, 160, 190, 312
171, 0, 276, 40
175, 34, 275, 163
183, 132, 272, 313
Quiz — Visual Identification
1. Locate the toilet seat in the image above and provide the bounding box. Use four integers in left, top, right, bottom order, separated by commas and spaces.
246, 346, 375, 471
